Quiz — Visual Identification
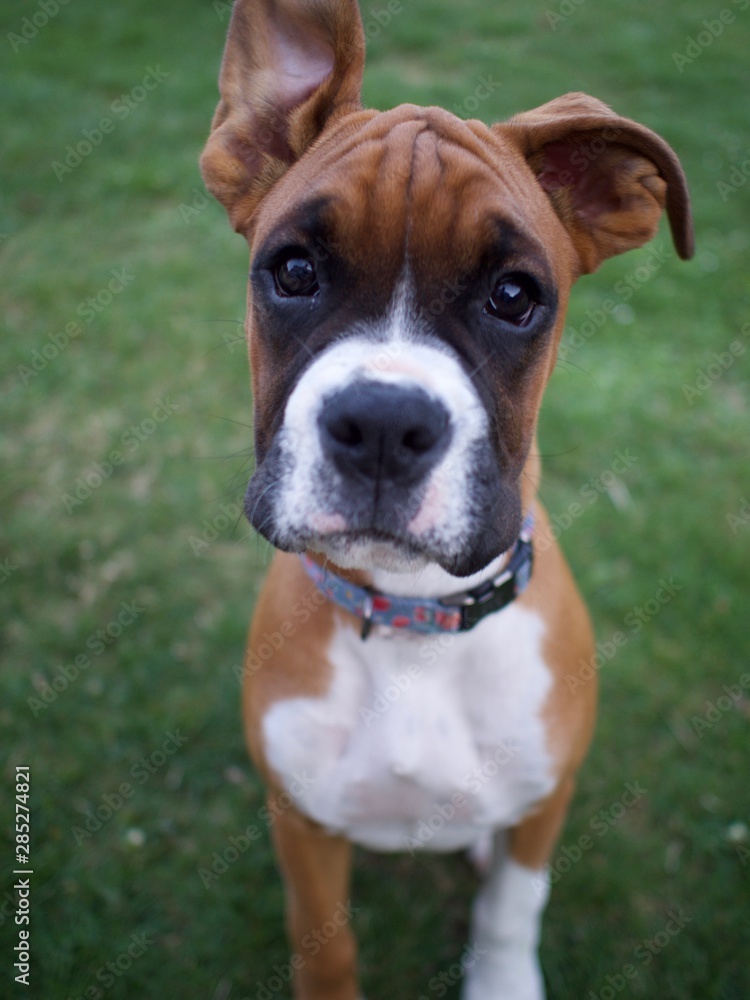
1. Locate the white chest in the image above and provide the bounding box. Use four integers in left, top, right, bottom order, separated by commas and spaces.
261, 604, 556, 852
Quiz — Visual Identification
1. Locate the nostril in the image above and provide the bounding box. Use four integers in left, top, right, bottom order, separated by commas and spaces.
402, 426, 438, 454
329, 416, 363, 447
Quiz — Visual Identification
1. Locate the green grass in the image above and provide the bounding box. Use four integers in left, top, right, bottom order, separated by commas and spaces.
1, 1, 749, 998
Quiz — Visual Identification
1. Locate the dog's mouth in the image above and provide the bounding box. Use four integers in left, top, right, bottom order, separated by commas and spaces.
303, 526, 435, 573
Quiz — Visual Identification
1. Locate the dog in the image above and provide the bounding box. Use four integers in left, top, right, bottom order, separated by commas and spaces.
200, 1, 693, 996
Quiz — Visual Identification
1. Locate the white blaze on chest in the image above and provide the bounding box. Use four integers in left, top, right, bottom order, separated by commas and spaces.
262, 604, 555, 852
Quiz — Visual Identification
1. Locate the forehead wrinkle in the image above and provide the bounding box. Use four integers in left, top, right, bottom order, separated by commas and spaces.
403, 125, 444, 258
295, 120, 436, 303
279, 109, 542, 245
407, 131, 558, 281
269, 104, 547, 234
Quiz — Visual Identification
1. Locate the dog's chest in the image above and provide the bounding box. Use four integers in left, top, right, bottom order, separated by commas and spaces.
262, 603, 556, 852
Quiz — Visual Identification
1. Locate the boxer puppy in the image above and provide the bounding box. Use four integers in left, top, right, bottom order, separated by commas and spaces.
200, 2, 693, 996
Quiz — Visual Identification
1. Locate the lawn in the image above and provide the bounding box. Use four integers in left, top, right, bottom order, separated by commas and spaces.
1, 1, 748, 998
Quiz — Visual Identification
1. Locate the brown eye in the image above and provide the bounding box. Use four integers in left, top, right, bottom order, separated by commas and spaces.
274, 256, 318, 297
485, 275, 537, 326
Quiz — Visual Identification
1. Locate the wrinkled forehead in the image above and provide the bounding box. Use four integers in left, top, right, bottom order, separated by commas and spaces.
251, 105, 570, 292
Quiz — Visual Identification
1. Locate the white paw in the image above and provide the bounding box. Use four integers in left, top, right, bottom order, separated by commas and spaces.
461, 946, 545, 1000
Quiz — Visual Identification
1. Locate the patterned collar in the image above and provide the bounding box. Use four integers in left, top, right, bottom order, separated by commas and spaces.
300, 510, 534, 639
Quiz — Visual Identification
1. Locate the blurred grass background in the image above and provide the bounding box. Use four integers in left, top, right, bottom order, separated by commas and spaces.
1, 0, 748, 997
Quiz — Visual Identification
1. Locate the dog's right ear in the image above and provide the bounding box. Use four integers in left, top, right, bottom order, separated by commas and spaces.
200, 0, 365, 234
500, 93, 694, 274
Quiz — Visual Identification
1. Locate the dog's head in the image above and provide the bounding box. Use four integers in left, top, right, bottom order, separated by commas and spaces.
201, 0, 693, 577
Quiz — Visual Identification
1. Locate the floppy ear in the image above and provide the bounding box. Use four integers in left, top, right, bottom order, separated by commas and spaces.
200, 0, 365, 233
498, 92, 694, 273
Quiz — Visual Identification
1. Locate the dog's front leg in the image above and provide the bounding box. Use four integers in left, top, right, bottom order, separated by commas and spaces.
271, 799, 360, 1000
463, 777, 576, 1000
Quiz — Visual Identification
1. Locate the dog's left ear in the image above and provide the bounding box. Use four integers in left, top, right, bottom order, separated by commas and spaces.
498, 92, 694, 273
200, 0, 365, 234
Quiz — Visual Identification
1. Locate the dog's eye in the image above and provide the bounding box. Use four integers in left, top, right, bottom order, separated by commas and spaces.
485, 275, 537, 326
274, 256, 319, 297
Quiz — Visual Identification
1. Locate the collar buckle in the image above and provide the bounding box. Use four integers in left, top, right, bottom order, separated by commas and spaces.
459, 573, 517, 631
445, 566, 512, 607
453, 533, 533, 632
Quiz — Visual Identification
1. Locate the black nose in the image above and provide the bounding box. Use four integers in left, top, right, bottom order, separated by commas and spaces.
319, 381, 451, 485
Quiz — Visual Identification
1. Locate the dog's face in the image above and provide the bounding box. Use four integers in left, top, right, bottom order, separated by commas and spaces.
201, 0, 692, 577
244, 107, 572, 576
